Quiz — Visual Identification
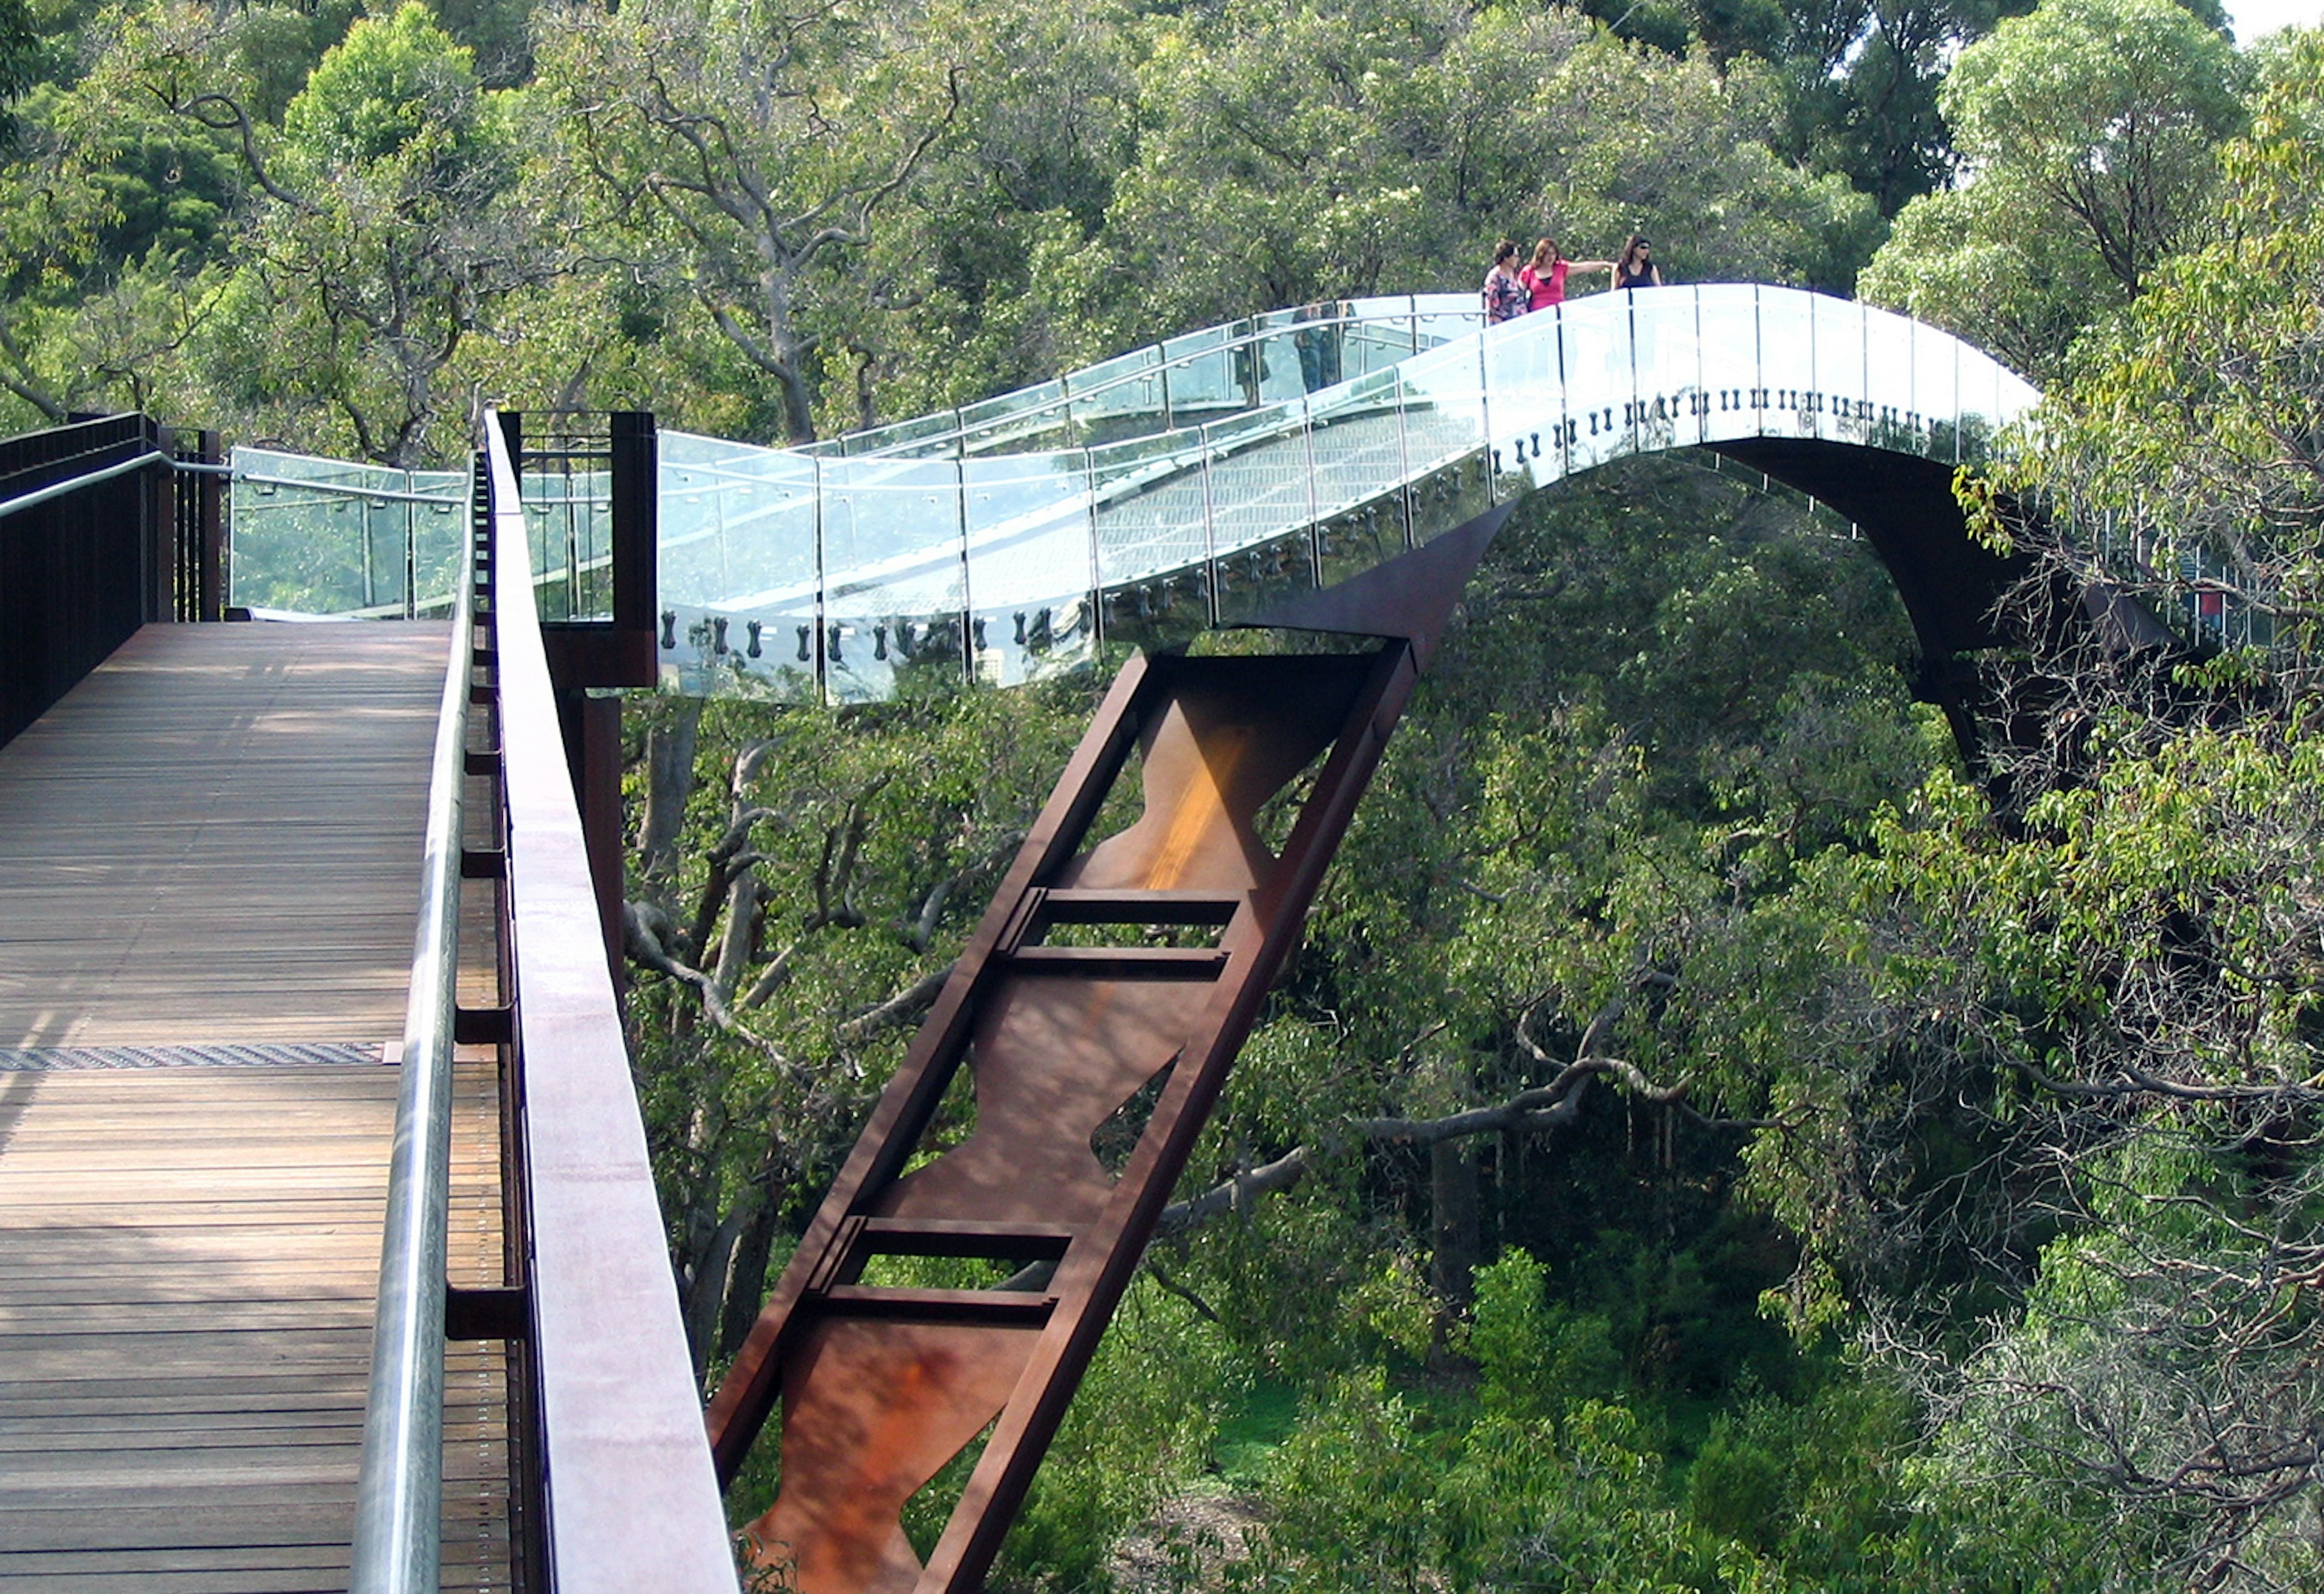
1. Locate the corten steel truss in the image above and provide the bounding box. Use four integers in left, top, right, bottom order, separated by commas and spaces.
705, 511, 1508, 1594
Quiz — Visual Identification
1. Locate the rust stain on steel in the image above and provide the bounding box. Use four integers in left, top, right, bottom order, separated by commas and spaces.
709, 512, 1500, 1594
743, 1320, 1038, 1594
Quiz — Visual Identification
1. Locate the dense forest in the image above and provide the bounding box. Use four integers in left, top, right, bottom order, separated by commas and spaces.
7, 0, 2323, 1587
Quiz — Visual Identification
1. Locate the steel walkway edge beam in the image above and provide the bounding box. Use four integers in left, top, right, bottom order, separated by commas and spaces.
484, 415, 738, 1592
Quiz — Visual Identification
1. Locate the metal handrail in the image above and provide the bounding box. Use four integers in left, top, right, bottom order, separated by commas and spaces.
347, 456, 479, 1594
0, 448, 169, 520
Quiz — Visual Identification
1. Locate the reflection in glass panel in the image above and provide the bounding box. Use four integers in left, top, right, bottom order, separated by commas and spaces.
1754, 289, 1815, 440
1810, 294, 1866, 445
1306, 369, 1410, 531
1100, 564, 1210, 658
1204, 404, 1313, 563
969, 589, 1097, 688
1092, 431, 1210, 591
1695, 285, 1762, 448
658, 602, 818, 704
1213, 528, 1317, 626
1316, 494, 1408, 590
1557, 297, 1631, 473
1628, 290, 1704, 451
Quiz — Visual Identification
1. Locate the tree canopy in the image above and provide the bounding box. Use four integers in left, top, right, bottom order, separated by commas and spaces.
5, 1, 2323, 1587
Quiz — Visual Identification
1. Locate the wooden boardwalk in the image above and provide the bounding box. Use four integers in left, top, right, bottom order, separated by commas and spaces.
0, 624, 514, 1592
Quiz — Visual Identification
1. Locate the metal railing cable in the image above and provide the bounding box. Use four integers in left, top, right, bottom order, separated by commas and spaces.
347, 454, 482, 1594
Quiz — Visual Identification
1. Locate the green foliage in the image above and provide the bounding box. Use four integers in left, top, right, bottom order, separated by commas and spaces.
1860, 0, 2247, 379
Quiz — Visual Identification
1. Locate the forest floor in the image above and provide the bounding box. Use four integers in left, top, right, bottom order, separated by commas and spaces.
1111, 1486, 1270, 1592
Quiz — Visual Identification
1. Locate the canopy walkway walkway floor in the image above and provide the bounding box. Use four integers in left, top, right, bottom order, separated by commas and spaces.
0, 622, 513, 1592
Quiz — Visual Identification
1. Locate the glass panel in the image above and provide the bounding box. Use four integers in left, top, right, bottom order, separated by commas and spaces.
1862, 304, 1919, 453
1754, 289, 1816, 441
963, 451, 1098, 688
1411, 297, 1482, 352
1629, 289, 1704, 451
657, 435, 818, 618
1953, 344, 2001, 460
1695, 284, 1763, 447
1202, 403, 1311, 563
1090, 430, 1210, 590
955, 380, 1069, 458
1213, 527, 1316, 626
1160, 323, 1240, 420
1306, 369, 1410, 527
819, 455, 968, 702
1557, 295, 1632, 473
1342, 296, 1417, 377
1910, 321, 1961, 462
657, 435, 822, 703
1811, 294, 1867, 444
523, 462, 612, 622
1396, 339, 1489, 542
413, 492, 467, 612
226, 449, 463, 616
849, 408, 962, 459
1247, 326, 1312, 405
1482, 313, 1564, 490
1065, 346, 1166, 443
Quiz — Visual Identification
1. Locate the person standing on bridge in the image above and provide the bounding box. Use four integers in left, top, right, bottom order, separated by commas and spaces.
1612, 234, 1663, 290
1518, 238, 1610, 311
1483, 240, 1529, 325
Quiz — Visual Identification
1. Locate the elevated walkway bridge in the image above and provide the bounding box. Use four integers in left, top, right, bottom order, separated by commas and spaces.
4, 285, 2127, 1594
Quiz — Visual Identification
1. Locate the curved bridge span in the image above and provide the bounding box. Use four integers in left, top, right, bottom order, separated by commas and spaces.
699, 291, 2084, 1593
656, 284, 2038, 713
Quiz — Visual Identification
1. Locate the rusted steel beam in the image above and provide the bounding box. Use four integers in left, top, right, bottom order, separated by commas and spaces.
705, 642, 1445, 1594
703, 496, 1506, 1594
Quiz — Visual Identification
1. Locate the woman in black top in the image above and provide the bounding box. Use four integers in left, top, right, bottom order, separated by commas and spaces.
1613, 234, 1663, 290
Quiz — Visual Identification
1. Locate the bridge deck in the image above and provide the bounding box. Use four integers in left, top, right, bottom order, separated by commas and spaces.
0, 623, 513, 1592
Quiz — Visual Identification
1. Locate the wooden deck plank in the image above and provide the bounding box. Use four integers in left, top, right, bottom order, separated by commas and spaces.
0, 623, 446, 1049
0, 624, 516, 1589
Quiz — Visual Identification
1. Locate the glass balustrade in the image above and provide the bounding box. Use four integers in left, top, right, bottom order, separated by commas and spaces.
232, 289, 2039, 706
226, 448, 466, 617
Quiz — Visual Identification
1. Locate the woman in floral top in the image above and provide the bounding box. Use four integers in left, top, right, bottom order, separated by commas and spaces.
1482, 239, 1528, 325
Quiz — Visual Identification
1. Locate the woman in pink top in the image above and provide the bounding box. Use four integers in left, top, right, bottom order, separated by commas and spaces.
1517, 238, 1612, 311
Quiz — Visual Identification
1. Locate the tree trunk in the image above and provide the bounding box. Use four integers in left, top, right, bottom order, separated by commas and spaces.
638, 699, 703, 888
1431, 1138, 1481, 1311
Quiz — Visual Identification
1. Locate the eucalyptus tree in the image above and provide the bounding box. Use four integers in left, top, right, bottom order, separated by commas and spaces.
1859, 0, 2246, 380
530, 0, 973, 445
1757, 36, 2324, 1585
